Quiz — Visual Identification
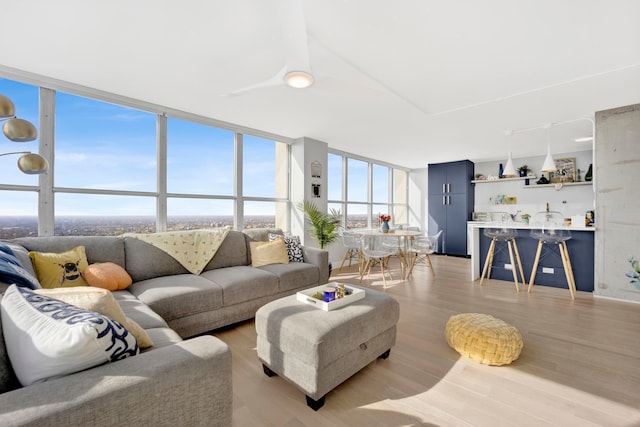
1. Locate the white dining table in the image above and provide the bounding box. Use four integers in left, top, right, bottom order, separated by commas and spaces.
354, 229, 422, 279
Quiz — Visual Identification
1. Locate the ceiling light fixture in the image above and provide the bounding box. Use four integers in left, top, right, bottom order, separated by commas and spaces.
541, 124, 556, 173
0, 93, 48, 174
502, 130, 517, 177
284, 70, 314, 89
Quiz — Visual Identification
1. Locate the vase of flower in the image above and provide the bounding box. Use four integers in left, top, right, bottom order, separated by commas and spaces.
380, 214, 391, 233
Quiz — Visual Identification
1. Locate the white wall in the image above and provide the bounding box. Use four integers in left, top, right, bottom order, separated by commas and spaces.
409, 167, 428, 231
473, 150, 595, 220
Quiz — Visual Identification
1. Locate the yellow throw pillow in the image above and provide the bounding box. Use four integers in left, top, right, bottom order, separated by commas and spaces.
34, 287, 153, 349
250, 239, 290, 268
29, 246, 90, 288
85, 262, 133, 291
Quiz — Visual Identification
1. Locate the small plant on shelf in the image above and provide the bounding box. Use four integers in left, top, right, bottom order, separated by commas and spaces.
517, 165, 529, 177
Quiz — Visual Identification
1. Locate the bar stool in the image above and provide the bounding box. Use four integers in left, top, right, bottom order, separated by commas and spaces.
528, 211, 577, 299
479, 212, 525, 291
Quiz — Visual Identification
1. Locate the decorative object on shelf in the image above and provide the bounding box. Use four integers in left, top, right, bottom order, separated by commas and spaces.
541, 124, 556, 173
475, 173, 486, 180
549, 157, 576, 183
585, 163, 593, 182
298, 200, 342, 249
520, 213, 530, 224
380, 214, 391, 233
576, 168, 582, 182
498, 163, 504, 178
0, 93, 48, 175
517, 165, 529, 177
502, 131, 517, 177
536, 174, 549, 185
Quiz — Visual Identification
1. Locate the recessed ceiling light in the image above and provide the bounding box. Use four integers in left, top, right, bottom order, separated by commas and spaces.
284, 71, 314, 89
574, 136, 593, 142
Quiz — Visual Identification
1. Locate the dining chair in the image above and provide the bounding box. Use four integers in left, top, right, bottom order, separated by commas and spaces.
407, 230, 442, 277
338, 229, 363, 272
359, 235, 396, 286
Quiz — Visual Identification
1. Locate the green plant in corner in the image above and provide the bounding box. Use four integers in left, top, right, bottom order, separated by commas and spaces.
298, 200, 342, 249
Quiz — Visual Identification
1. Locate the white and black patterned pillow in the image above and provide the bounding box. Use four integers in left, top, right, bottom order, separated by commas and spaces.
0, 285, 139, 386
268, 233, 304, 263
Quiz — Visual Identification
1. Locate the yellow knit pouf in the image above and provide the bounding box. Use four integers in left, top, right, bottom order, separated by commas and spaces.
445, 313, 523, 366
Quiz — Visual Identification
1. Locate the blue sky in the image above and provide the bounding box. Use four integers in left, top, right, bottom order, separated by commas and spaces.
1, 78, 282, 216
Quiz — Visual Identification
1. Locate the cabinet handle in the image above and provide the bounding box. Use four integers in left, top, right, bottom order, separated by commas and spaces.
442, 195, 446, 205
447, 195, 450, 205
442, 183, 446, 193
447, 183, 451, 193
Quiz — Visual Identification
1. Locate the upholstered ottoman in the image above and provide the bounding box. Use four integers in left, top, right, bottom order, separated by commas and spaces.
255, 286, 399, 410
445, 313, 523, 366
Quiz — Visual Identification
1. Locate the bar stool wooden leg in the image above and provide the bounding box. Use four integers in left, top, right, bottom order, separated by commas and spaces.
507, 239, 520, 291
528, 240, 544, 293
559, 242, 576, 299
512, 239, 526, 285
486, 238, 496, 280
561, 241, 577, 294
479, 238, 496, 286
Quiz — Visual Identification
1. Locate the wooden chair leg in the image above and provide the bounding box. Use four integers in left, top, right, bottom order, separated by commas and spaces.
507, 239, 520, 291
425, 254, 435, 276
528, 240, 544, 293
338, 249, 351, 271
479, 238, 496, 286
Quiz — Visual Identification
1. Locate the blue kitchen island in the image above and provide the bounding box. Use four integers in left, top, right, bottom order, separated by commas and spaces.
467, 222, 595, 293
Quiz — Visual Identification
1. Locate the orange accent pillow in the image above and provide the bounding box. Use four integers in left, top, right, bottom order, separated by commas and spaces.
84, 262, 133, 291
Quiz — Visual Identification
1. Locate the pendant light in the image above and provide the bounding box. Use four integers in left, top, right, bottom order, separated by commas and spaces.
541, 124, 556, 172
502, 131, 517, 177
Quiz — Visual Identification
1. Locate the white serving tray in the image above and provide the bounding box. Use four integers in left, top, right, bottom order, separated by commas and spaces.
296, 283, 366, 311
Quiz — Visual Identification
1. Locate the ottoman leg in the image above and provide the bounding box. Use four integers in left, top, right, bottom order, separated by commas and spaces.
378, 349, 391, 359
262, 364, 277, 377
306, 394, 326, 411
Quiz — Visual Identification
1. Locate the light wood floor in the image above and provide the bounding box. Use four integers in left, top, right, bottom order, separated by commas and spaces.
214, 255, 640, 427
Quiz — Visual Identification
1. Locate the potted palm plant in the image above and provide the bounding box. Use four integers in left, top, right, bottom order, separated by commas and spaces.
298, 201, 342, 250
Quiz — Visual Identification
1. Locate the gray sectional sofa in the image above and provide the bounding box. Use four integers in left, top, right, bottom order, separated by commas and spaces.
0, 228, 329, 426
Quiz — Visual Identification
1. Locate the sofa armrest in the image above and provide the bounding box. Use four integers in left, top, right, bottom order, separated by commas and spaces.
0, 336, 232, 427
302, 246, 329, 284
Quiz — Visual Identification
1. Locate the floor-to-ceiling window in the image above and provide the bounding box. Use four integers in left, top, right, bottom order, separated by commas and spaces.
327, 151, 409, 230
0, 79, 40, 237
0, 77, 291, 237
54, 92, 157, 235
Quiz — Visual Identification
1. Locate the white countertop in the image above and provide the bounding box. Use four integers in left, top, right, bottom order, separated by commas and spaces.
467, 221, 595, 232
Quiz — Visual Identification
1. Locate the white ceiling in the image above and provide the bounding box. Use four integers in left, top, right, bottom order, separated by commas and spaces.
1, 0, 639, 169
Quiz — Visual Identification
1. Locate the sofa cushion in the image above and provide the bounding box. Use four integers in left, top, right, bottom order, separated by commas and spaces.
0, 243, 40, 290
269, 233, 305, 263
200, 266, 279, 306
124, 238, 189, 282
12, 236, 126, 267
34, 287, 153, 348
127, 274, 223, 322
84, 262, 133, 291
250, 240, 290, 268
29, 245, 90, 288
1, 285, 139, 386
258, 262, 321, 292
0, 241, 37, 277
203, 230, 249, 270
112, 290, 170, 330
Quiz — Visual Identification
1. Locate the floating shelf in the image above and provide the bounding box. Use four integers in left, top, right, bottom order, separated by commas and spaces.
471, 176, 536, 184
522, 181, 592, 189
